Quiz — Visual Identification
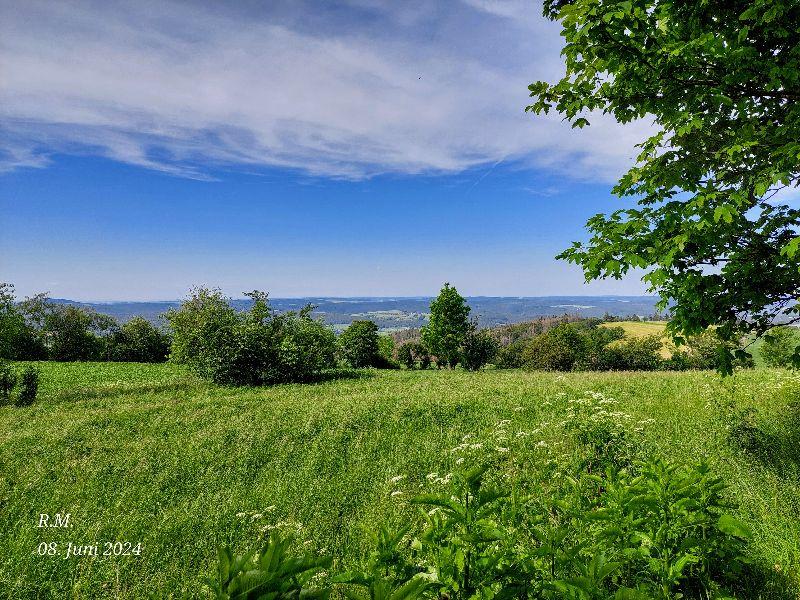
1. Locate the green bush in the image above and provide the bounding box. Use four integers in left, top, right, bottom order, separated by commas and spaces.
274, 310, 337, 383
677, 330, 753, 371
0, 283, 46, 360
15, 366, 38, 407
16, 294, 116, 362
166, 287, 238, 370
575, 325, 626, 370
397, 342, 431, 370
167, 289, 336, 386
338, 320, 381, 368
460, 326, 498, 371
0, 360, 17, 404
494, 340, 526, 369
104, 317, 171, 362
761, 326, 800, 368
376, 334, 399, 369
215, 454, 751, 600
522, 323, 586, 371
600, 334, 664, 371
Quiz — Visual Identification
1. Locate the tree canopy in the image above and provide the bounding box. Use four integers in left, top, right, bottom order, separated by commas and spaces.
421, 283, 471, 368
528, 0, 800, 372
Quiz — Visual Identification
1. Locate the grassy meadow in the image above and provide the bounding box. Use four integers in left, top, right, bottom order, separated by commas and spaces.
1, 363, 799, 598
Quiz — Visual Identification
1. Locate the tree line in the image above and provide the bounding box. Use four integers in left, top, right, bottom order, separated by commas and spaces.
2, 282, 796, 388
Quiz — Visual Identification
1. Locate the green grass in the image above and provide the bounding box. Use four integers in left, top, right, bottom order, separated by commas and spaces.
1, 363, 799, 597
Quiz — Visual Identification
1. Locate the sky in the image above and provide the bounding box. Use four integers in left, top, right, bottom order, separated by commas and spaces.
0, 0, 655, 301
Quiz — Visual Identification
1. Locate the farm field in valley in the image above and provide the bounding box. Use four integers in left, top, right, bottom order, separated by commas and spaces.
600, 320, 672, 358
1, 363, 799, 598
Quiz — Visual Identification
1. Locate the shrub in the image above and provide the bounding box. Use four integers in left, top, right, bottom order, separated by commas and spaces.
494, 340, 526, 369
760, 326, 799, 368
0, 283, 46, 360
17, 294, 116, 362
678, 329, 753, 370
338, 320, 381, 368
574, 325, 625, 369
522, 323, 586, 371
167, 289, 336, 386
15, 366, 38, 406
104, 317, 171, 362
460, 326, 498, 371
661, 349, 694, 371
166, 287, 239, 370
600, 334, 664, 371
397, 342, 431, 370
208, 531, 331, 600
0, 360, 17, 404
274, 309, 337, 383
375, 334, 399, 369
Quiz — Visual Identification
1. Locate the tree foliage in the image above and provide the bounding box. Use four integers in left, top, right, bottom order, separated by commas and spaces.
421, 283, 471, 368
0, 283, 46, 360
397, 341, 431, 370
760, 325, 800, 367
104, 317, 171, 363
528, 0, 800, 373
166, 288, 336, 385
16, 294, 116, 361
339, 320, 381, 368
460, 323, 498, 371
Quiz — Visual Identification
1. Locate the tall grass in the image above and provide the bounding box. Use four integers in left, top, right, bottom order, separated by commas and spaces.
0, 363, 798, 597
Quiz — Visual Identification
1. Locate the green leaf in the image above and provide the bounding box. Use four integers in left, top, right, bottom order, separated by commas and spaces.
717, 514, 752, 539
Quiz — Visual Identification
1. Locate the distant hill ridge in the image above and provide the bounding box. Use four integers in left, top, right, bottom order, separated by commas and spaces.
49, 296, 663, 331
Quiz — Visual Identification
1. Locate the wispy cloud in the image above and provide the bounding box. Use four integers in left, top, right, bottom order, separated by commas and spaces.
0, 0, 651, 181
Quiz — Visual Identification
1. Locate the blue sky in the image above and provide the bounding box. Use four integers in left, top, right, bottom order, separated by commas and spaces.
0, 0, 652, 300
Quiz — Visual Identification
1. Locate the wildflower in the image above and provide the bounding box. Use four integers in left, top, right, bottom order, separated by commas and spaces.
389, 475, 406, 484
391, 490, 404, 497
496, 447, 509, 453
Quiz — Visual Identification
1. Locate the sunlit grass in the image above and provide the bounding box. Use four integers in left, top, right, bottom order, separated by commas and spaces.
0, 363, 798, 597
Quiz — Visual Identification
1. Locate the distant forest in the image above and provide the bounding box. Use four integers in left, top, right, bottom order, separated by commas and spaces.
48, 295, 665, 331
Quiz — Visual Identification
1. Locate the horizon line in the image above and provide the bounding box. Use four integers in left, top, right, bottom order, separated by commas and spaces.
49, 294, 661, 304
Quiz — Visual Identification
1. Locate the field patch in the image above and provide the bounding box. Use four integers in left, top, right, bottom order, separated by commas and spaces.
601, 320, 672, 357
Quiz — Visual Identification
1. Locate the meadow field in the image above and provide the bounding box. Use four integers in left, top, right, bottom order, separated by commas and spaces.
600, 321, 672, 358
1, 363, 799, 598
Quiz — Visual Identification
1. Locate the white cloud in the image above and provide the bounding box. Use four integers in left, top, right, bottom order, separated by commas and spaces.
0, 0, 651, 181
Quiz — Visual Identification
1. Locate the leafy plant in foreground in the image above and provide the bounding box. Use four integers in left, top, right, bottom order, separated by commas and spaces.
411, 464, 510, 600
208, 530, 331, 600
334, 525, 435, 600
